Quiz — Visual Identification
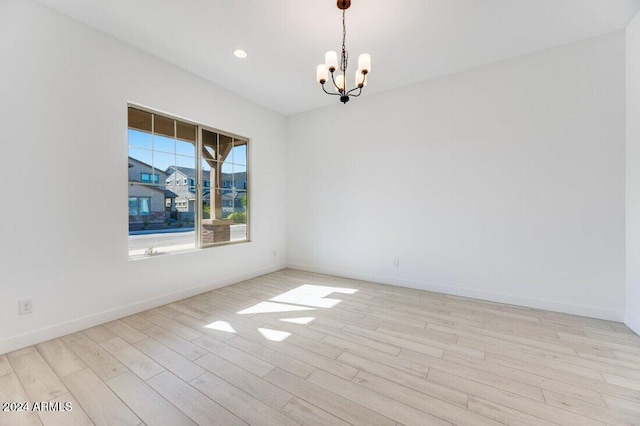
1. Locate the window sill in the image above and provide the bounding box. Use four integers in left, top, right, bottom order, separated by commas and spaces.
128, 239, 250, 261
128, 243, 197, 260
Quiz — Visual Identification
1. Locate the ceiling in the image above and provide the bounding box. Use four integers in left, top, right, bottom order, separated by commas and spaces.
37, 0, 640, 116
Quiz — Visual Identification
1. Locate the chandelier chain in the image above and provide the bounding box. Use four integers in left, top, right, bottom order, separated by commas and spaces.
340, 10, 348, 73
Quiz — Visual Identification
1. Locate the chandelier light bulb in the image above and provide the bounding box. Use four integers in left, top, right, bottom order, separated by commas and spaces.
334, 74, 345, 92
358, 53, 371, 73
355, 70, 366, 88
316, 65, 328, 84
325, 51, 339, 72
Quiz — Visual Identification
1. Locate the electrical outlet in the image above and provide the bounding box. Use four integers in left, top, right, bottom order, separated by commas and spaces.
19, 300, 34, 315
393, 259, 400, 268
273, 249, 277, 258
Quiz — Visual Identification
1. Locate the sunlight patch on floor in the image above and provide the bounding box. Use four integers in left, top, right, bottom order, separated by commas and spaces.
237, 301, 315, 315
204, 320, 236, 333
280, 317, 315, 325
258, 328, 291, 342
270, 284, 358, 308
231, 284, 358, 342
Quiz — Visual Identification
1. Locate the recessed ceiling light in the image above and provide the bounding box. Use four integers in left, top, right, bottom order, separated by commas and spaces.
234, 49, 248, 59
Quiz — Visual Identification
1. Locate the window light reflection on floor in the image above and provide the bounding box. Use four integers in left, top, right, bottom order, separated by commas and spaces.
280, 317, 315, 325
236, 301, 316, 315
210, 284, 359, 343
270, 284, 358, 308
204, 320, 236, 333
258, 328, 291, 342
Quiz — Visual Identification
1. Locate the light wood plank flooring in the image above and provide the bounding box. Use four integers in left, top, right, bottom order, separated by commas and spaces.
3, 269, 640, 425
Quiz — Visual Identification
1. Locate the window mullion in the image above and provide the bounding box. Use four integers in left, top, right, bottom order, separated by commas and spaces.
196, 125, 202, 248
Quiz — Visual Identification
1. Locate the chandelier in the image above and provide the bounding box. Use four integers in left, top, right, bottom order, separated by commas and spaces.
316, 0, 371, 104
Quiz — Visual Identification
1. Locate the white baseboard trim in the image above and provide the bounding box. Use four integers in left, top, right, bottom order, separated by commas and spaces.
0, 263, 286, 355
286, 262, 624, 322
625, 311, 640, 336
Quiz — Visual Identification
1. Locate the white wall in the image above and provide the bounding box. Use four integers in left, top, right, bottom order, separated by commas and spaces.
0, 0, 286, 354
626, 12, 640, 334
286, 31, 626, 321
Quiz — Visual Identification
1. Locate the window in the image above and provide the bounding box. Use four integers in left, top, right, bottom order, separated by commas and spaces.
128, 197, 138, 216
128, 106, 249, 258
201, 128, 248, 225
128, 197, 151, 216
139, 197, 151, 215
141, 173, 159, 184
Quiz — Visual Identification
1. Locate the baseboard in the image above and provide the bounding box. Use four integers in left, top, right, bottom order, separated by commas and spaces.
286, 262, 624, 322
0, 263, 286, 355
625, 311, 640, 336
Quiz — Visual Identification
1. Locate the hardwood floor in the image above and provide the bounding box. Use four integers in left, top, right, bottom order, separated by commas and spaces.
3, 268, 640, 425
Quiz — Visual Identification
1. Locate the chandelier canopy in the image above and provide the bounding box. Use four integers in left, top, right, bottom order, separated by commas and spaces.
316, 0, 371, 104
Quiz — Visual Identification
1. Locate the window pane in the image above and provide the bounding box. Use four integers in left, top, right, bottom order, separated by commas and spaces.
203, 145, 217, 161
231, 140, 247, 166
202, 186, 211, 220
154, 134, 175, 154
175, 154, 194, 169
202, 129, 218, 158
176, 121, 196, 143
139, 197, 151, 215
220, 190, 232, 219
128, 197, 138, 216
128, 147, 153, 169
153, 114, 175, 139
176, 140, 196, 158
128, 129, 152, 149
221, 161, 233, 174
234, 191, 247, 213
128, 108, 152, 133
233, 164, 247, 190
154, 151, 176, 173
201, 159, 214, 188
219, 134, 233, 161
128, 183, 196, 255
230, 190, 247, 241
201, 130, 218, 192
209, 187, 223, 220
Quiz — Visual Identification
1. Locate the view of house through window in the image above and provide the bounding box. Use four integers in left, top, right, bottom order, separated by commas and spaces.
128, 106, 248, 257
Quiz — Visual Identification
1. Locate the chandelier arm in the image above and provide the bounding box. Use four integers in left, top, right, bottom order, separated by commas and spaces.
346, 71, 367, 96
321, 83, 342, 96
348, 87, 364, 97
345, 85, 361, 96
